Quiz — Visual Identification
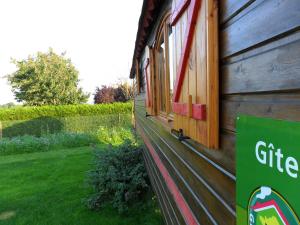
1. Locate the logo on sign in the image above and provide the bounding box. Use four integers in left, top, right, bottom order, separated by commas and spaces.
248, 187, 300, 225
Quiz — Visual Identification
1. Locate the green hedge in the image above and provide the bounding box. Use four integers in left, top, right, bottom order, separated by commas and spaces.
1, 114, 132, 138
0, 103, 132, 121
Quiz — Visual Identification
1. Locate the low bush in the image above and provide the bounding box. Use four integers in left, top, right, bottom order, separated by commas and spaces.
0, 133, 98, 156
86, 140, 149, 214
0, 103, 132, 121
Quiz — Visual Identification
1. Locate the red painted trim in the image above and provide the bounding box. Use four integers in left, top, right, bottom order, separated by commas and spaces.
144, 58, 151, 107
173, 0, 202, 102
192, 104, 206, 120
170, 0, 191, 26
173, 102, 188, 115
172, 102, 206, 120
137, 125, 199, 225
252, 200, 289, 225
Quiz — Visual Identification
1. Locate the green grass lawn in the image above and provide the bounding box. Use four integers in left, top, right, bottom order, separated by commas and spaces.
0, 147, 163, 225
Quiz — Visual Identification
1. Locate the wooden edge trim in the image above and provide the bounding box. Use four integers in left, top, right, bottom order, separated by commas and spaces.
137, 124, 199, 225
172, 102, 206, 120
170, 0, 191, 26
173, 0, 202, 102
144, 58, 151, 107
206, 0, 219, 149
135, 59, 140, 94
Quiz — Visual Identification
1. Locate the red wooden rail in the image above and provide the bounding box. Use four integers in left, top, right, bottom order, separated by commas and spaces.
170, 0, 191, 26
144, 58, 151, 107
173, 102, 206, 120
138, 124, 199, 225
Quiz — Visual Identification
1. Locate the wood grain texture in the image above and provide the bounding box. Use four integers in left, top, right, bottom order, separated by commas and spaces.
135, 59, 140, 94
144, 150, 185, 225
221, 93, 300, 132
206, 0, 219, 149
221, 0, 300, 58
139, 122, 199, 225
171, 0, 218, 148
222, 34, 300, 94
132, 0, 300, 224
219, 0, 254, 24
195, 0, 208, 145
136, 109, 235, 224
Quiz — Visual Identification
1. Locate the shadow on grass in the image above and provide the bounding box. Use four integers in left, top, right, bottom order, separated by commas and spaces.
0, 211, 16, 221
2, 117, 64, 138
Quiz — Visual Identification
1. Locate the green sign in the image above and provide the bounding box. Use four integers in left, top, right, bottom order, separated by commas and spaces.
236, 115, 300, 225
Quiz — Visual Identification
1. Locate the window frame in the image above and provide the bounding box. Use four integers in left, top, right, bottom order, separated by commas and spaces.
154, 13, 174, 120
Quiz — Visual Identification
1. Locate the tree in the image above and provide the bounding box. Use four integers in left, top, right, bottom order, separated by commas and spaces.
93, 82, 134, 104
93, 85, 115, 104
113, 82, 134, 102
0, 102, 16, 108
7, 48, 89, 106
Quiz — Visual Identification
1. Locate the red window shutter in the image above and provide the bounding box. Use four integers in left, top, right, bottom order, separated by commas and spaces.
171, 0, 206, 121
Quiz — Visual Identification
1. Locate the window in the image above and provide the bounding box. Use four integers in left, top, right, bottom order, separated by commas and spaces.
168, 25, 175, 110
155, 14, 174, 117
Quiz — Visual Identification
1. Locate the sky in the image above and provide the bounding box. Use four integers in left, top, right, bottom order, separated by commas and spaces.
0, 0, 143, 104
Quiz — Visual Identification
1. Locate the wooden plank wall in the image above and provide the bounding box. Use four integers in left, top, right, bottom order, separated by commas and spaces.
135, 0, 300, 224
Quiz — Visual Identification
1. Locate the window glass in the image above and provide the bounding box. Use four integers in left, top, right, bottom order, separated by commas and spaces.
158, 34, 166, 112
168, 25, 174, 105
155, 16, 175, 116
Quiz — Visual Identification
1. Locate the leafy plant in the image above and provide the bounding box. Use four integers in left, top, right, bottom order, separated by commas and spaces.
86, 140, 149, 214
96, 126, 133, 145
7, 48, 89, 106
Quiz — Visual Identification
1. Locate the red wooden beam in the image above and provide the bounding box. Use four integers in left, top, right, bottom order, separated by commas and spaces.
172, 102, 206, 120
172, 0, 202, 102
137, 125, 199, 225
144, 58, 151, 107
170, 0, 191, 26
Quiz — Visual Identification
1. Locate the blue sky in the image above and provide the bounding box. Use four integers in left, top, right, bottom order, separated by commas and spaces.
0, 0, 143, 104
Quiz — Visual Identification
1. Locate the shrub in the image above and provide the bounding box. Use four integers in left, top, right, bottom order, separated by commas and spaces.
0, 103, 132, 121
86, 140, 149, 214
0, 133, 98, 156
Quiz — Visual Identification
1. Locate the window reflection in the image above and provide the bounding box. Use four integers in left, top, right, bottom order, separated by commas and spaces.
168, 25, 174, 109
158, 34, 166, 112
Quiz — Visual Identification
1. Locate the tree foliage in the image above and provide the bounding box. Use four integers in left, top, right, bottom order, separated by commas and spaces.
93, 85, 115, 104
114, 82, 134, 103
0, 102, 15, 108
7, 48, 89, 106
94, 82, 134, 104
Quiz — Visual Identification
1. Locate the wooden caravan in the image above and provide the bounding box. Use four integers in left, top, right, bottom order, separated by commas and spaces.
130, 0, 300, 224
